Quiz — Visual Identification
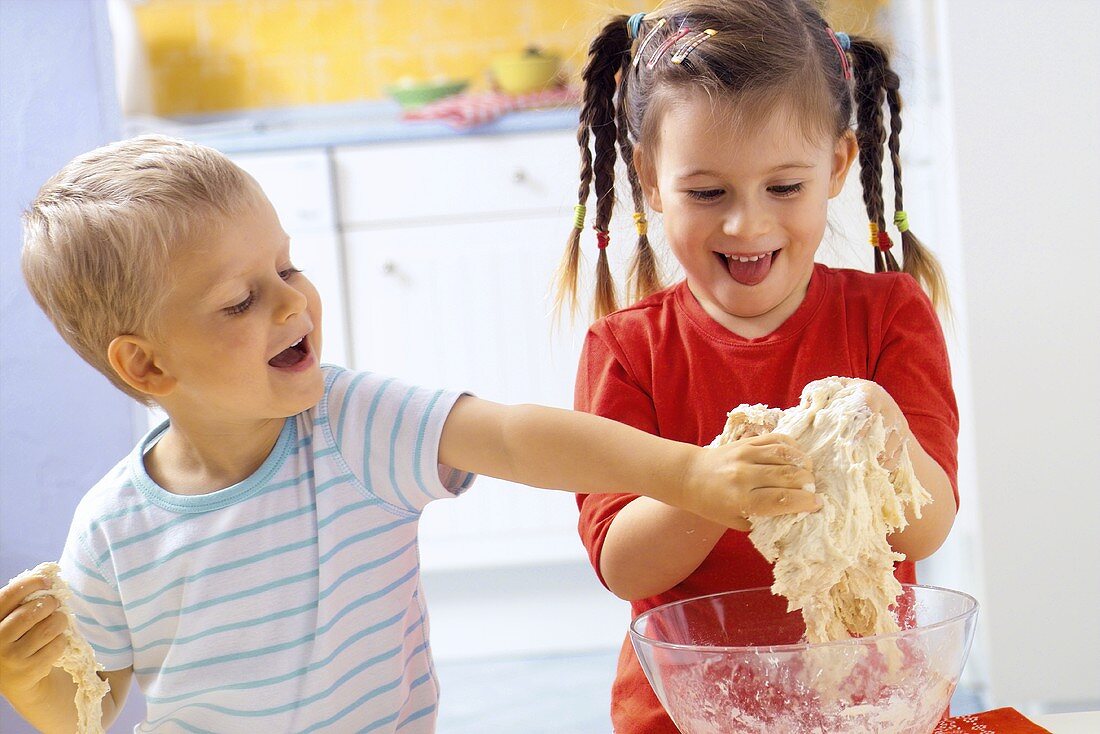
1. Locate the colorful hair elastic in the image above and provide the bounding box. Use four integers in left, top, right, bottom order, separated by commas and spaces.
893, 210, 910, 233
627, 12, 647, 40
647, 27, 692, 70
671, 29, 717, 66
633, 18, 668, 67
594, 227, 611, 250
870, 221, 893, 251
827, 29, 852, 80
573, 204, 587, 230
633, 212, 648, 236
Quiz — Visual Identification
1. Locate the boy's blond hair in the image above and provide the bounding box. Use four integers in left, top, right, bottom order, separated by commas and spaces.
22, 135, 255, 404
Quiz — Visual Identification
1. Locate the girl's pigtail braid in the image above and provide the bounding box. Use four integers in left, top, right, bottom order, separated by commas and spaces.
554, 17, 629, 322
616, 47, 662, 304
849, 37, 900, 274
884, 66, 950, 311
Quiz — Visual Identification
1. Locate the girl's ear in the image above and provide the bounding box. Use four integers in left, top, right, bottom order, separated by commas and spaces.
829, 131, 859, 198
107, 336, 177, 398
633, 146, 663, 213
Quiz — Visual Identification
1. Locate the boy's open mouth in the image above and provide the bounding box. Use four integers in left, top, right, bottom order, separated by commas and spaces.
268, 336, 310, 368
718, 249, 780, 286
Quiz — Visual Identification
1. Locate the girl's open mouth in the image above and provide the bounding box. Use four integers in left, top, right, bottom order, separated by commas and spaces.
268, 336, 311, 370
718, 249, 780, 286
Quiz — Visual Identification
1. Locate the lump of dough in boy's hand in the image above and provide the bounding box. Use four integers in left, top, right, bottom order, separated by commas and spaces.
709, 377, 932, 643
9, 562, 110, 734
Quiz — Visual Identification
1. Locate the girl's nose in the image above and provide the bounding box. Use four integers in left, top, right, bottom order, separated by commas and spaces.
723, 201, 772, 240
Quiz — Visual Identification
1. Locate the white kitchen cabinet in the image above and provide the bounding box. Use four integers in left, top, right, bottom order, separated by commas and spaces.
336, 131, 578, 225
343, 215, 592, 569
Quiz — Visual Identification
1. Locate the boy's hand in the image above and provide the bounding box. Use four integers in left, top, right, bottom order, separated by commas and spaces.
0, 573, 68, 701
684, 433, 821, 532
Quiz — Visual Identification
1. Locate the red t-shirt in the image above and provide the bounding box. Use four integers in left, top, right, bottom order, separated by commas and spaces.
574, 264, 959, 733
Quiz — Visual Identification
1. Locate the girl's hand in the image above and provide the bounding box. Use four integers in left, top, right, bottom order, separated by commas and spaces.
684, 433, 821, 532
0, 573, 67, 701
850, 379, 910, 471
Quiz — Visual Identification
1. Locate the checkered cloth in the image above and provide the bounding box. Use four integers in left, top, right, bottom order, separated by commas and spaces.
402, 87, 580, 129
934, 708, 1052, 733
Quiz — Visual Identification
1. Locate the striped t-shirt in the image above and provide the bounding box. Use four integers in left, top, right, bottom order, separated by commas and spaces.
59, 366, 474, 733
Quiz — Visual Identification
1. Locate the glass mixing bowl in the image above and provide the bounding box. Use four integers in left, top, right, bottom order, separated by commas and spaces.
629, 584, 978, 734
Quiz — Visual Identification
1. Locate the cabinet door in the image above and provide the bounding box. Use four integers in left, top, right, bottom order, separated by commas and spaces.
345, 215, 593, 569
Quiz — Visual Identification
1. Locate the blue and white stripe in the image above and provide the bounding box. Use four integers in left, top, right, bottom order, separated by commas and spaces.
60, 366, 473, 733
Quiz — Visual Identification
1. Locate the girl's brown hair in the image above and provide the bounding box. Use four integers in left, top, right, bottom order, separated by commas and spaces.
555, 0, 948, 322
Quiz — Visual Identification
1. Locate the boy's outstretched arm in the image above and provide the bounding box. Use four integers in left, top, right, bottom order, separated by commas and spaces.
0, 574, 132, 733
439, 397, 819, 531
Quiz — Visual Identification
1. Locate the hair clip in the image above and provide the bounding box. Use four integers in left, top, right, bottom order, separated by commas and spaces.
671, 29, 717, 65
647, 27, 692, 71
827, 28, 852, 80
627, 12, 647, 40
633, 212, 648, 236
633, 18, 668, 68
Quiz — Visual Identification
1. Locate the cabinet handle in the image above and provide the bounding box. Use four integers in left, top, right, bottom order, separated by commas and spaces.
382, 260, 412, 285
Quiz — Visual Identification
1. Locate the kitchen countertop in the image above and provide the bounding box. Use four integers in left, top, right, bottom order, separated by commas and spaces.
1031, 710, 1100, 733
124, 99, 581, 155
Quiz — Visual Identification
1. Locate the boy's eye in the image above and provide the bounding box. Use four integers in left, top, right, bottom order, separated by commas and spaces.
688, 189, 725, 201
769, 183, 803, 197
279, 267, 302, 280
224, 292, 254, 316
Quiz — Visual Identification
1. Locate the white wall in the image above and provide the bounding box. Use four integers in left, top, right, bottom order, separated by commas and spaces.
937, 0, 1100, 711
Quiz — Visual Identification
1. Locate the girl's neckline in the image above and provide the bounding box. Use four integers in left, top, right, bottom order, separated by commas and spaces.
674, 262, 830, 345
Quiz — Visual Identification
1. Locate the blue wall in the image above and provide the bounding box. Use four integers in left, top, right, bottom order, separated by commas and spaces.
1, 1, 140, 730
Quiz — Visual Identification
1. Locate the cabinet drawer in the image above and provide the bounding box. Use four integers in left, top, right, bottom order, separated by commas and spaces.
335, 130, 578, 226
231, 150, 336, 232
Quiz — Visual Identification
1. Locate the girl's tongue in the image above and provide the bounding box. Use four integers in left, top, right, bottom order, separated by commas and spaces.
725, 251, 776, 286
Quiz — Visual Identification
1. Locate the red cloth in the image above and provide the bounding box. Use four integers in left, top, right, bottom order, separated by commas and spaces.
401, 87, 580, 129
574, 264, 960, 733
934, 708, 1052, 733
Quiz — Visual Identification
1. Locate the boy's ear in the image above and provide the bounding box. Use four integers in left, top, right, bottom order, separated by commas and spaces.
107, 335, 177, 398
829, 130, 859, 198
633, 146, 663, 213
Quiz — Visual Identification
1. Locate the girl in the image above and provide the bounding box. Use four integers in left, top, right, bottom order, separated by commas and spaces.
555, 1, 960, 731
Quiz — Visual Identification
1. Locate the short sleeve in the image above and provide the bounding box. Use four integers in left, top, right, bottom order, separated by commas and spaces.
58, 516, 133, 672
574, 325, 660, 588
873, 275, 961, 506
323, 367, 475, 513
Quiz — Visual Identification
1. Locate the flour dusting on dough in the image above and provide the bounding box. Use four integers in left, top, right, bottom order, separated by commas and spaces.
10, 562, 109, 734
711, 377, 932, 643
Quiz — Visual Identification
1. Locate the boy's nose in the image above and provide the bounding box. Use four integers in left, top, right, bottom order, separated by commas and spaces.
274, 280, 309, 322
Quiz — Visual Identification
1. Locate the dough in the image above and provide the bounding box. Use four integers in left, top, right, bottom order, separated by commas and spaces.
710, 377, 932, 643
10, 562, 109, 734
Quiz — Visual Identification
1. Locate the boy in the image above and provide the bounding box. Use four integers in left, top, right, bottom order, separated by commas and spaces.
0, 136, 818, 732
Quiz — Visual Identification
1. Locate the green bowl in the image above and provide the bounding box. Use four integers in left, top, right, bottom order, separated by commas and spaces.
387, 79, 468, 109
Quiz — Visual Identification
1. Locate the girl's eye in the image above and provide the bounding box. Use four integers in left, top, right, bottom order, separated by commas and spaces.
279, 267, 302, 280
769, 183, 803, 198
224, 292, 254, 316
688, 189, 725, 201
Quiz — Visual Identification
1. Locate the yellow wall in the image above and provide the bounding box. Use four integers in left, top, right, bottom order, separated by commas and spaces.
134, 0, 884, 116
